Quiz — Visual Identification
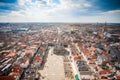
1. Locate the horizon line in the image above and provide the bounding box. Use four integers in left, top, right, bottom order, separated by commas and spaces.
0, 22, 120, 24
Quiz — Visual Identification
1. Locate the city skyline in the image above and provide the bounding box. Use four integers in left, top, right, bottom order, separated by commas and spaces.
0, 0, 120, 23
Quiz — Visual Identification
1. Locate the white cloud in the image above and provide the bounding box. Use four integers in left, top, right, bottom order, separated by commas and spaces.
103, 10, 120, 14
83, 3, 91, 7
18, 0, 32, 6
0, 0, 119, 23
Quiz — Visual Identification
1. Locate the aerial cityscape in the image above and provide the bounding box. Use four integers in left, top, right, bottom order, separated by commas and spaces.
0, 23, 120, 80
0, 0, 120, 80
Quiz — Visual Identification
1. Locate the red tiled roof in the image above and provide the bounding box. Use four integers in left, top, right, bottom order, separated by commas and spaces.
116, 75, 120, 79
78, 43, 83, 50
73, 55, 81, 60
7, 52, 16, 57
100, 70, 111, 75
0, 76, 15, 80
34, 55, 41, 62
83, 48, 91, 55
91, 55, 97, 59
91, 46, 96, 51
25, 50, 34, 54
12, 65, 21, 73
78, 43, 91, 55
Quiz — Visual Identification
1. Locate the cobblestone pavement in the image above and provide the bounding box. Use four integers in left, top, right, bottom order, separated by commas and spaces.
39, 47, 65, 80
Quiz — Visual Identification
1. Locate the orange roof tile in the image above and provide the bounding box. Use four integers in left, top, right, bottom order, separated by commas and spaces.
100, 70, 111, 75
73, 55, 81, 60
116, 75, 120, 79
12, 65, 21, 73
34, 56, 41, 62
83, 48, 91, 55
78, 43, 83, 50
7, 52, 16, 57
25, 50, 34, 54
0, 76, 15, 80
91, 46, 96, 51
91, 55, 97, 59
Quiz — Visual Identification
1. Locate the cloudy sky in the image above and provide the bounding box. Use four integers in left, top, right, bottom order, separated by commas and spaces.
0, 0, 120, 23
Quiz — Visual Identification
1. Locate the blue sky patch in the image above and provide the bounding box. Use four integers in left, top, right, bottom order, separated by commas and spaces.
0, 0, 17, 3
89, 0, 120, 11
53, 0, 60, 4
